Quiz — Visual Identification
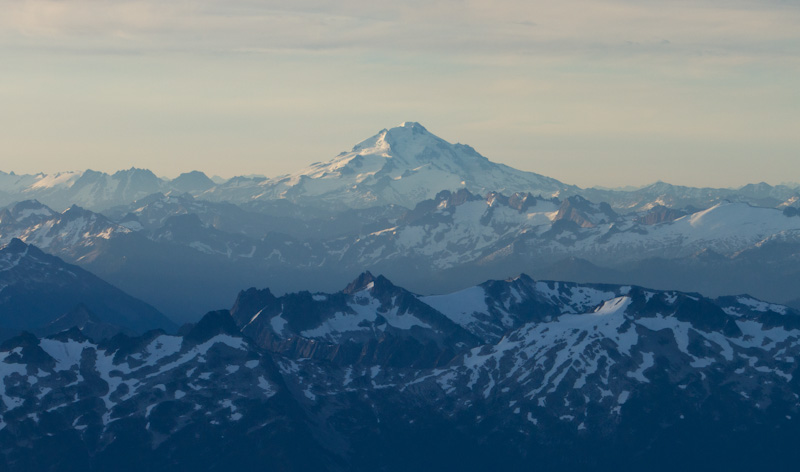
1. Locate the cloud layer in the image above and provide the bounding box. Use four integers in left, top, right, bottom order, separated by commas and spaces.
5, 0, 799, 59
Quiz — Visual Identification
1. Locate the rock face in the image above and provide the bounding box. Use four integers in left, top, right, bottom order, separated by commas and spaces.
0, 239, 175, 339
231, 272, 480, 368
3, 275, 800, 470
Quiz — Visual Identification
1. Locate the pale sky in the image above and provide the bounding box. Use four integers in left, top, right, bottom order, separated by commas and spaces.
1, 0, 798, 188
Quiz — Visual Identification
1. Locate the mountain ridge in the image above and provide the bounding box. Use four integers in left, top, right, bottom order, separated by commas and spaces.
0, 238, 176, 339
4, 274, 800, 470
3, 123, 798, 213
3, 187, 800, 323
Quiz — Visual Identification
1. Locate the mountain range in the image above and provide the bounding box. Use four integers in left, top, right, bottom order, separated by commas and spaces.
2, 123, 798, 214
3, 273, 800, 471
2, 187, 799, 323
4, 121, 800, 470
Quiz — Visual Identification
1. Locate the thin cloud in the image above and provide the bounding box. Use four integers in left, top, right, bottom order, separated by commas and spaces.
1, 0, 798, 61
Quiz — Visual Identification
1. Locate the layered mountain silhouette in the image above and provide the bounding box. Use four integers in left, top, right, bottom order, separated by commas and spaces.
2, 181, 800, 323
0, 239, 175, 340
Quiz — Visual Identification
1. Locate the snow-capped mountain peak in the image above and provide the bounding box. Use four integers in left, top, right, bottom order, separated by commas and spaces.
399, 120, 426, 129
288, 122, 451, 184
233, 122, 574, 209
356, 121, 439, 157
351, 121, 431, 154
